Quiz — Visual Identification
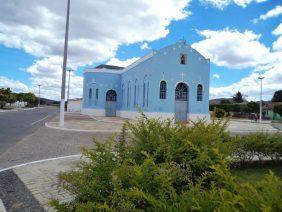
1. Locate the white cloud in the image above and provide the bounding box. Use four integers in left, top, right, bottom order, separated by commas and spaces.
140, 42, 150, 50
209, 26, 282, 100
253, 5, 282, 23
106, 57, 140, 67
213, 74, 220, 78
192, 28, 269, 69
0, 0, 190, 99
272, 36, 282, 51
26, 56, 83, 100
272, 23, 282, 51
272, 23, 282, 36
200, 0, 267, 10
0, 76, 30, 93
210, 60, 282, 100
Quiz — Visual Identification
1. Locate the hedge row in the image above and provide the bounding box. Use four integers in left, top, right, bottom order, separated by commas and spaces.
51, 115, 282, 211
210, 102, 260, 113
231, 133, 282, 166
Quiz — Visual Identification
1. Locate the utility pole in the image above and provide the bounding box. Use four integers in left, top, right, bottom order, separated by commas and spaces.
67, 69, 72, 102
59, 0, 71, 127
258, 76, 265, 123
38, 84, 41, 108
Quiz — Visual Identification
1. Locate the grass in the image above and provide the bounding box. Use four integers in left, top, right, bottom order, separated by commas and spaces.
232, 164, 282, 183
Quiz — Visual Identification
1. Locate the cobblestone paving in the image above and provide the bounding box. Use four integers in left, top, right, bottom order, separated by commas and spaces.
0, 170, 44, 211
227, 120, 279, 134
13, 156, 80, 211
0, 125, 115, 169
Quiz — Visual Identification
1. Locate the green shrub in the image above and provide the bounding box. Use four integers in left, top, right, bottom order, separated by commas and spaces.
50, 114, 282, 211
273, 104, 282, 116
232, 133, 282, 165
213, 107, 226, 118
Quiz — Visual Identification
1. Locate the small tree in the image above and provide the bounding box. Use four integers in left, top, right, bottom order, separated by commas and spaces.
24, 92, 37, 107
233, 91, 244, 103
214, 107, 226, 118
273, 104, 282, 116
272, 90, 282, 102
246, 101, 259, 113
220, 99, 230, 104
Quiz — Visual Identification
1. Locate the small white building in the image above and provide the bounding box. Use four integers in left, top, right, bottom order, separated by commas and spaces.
5, 101, 27, 108
67, 98, 82, 112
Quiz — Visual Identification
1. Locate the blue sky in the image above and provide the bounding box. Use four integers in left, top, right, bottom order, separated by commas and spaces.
0, 0, 281, 100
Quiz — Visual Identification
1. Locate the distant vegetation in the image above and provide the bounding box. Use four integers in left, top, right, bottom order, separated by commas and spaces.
210, 90, 282, 119
272, 90, 282, 102
0, 88, 36, 108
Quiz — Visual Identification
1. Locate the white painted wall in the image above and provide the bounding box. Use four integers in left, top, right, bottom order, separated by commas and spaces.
82, 108, 210, 122
67, 99, 82, 112
5, 101, 27, 108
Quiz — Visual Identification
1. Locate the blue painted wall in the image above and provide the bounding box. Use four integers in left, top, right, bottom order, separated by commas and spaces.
83, 41, 210, 115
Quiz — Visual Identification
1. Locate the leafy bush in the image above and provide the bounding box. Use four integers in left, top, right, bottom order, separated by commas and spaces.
273, 104, 282, 116
232, 133, 282, 165
213, 107, 226, 118
210, 103, 248, 113
51, 114, 282, 211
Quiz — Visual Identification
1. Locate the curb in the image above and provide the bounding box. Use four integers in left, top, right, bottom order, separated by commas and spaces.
230, 119, 272, 125
91, 116, 127, 124
45, 122, 121, 133
0, 154, 81, 173
0, 107, 38, 113
0, 198, 6, 212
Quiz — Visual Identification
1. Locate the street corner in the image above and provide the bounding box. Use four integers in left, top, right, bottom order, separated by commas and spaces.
0, 155, 81, 211
45, 113, 124, 133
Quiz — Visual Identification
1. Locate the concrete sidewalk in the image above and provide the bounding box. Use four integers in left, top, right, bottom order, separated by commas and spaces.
46, 113, 279, 134
0, 155, 80, 211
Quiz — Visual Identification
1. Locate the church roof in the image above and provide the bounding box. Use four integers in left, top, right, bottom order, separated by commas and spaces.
95, 64, 124, 70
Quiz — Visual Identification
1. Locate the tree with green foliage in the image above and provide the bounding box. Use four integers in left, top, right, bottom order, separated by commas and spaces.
246, 101, 259, 113
272, 90, 282, 102
213, 107, 226, 118
220, 99, 230, 104
0, 88, 16, 107
23, 92, 37, 106
233, 91, 244, 103
273, 104, 282, 116
51, 114, 282, 211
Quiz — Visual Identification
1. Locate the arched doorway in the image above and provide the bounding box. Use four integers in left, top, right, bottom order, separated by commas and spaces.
175, 82, 188, 122
105, 90, 117, 117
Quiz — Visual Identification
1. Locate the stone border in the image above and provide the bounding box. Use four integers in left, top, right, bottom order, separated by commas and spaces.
0, 154, 82, 173
45, 122, 121, 133
91, 116, 128, 124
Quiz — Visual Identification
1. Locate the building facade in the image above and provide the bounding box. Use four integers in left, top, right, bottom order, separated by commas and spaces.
82, 41, 210, 122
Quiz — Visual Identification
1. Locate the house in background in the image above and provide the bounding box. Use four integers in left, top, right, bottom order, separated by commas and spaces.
263, 102, 282, 120
67, 98, 82, 112
82, 41, 210, 122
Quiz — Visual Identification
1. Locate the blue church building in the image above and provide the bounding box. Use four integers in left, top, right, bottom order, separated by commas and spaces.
82, 41, 210, 122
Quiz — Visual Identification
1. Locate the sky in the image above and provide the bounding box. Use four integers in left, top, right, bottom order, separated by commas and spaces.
0, 0, 281, 101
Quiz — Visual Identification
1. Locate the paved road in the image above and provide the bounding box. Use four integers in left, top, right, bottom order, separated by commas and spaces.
0, 107, 58, 155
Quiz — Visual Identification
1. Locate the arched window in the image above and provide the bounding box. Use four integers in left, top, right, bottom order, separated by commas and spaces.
175, 82, 188, 101
127, 81, 130, 108
95, 88, 99, 105
197, 84, 203, 101
142, 76, 147, 107
143, 82, 146, 107
122, 84, 124, 107
146, 81, 149, 107
89, 88, 92, 99
106, 90, 117, 101
159, 81, 167, 99
134, 79, 138, 106
180, 54, 186, 64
